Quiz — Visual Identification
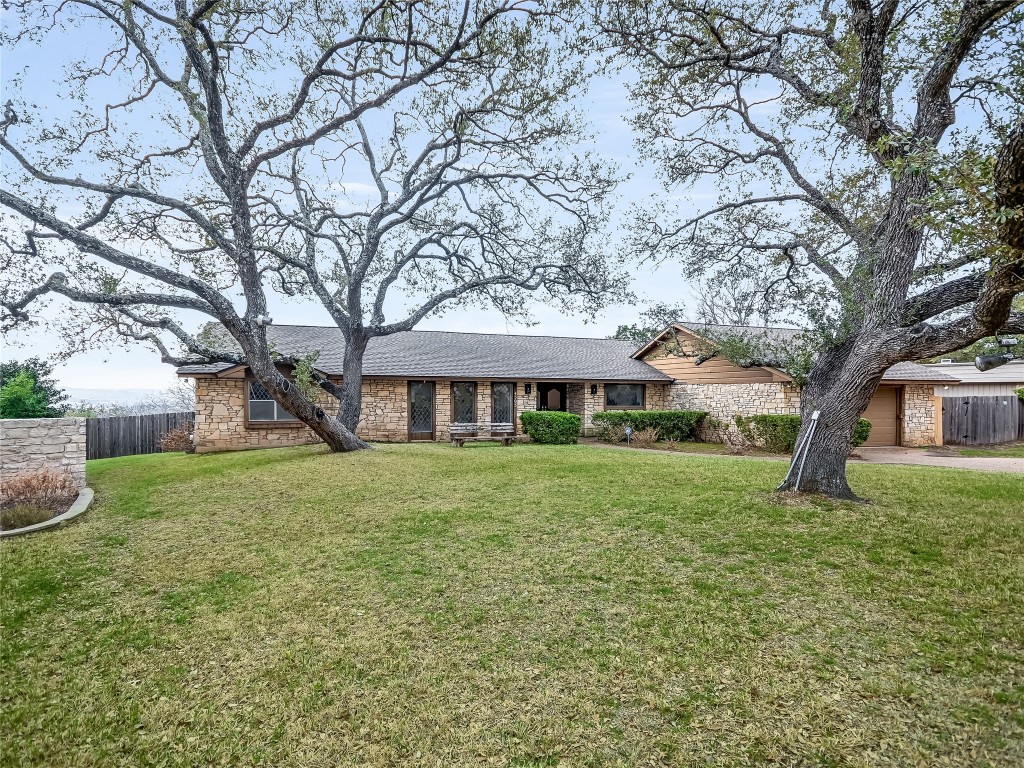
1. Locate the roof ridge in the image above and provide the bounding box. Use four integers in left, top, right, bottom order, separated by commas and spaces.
267, 324, 636, 342
677, 319, 805, 332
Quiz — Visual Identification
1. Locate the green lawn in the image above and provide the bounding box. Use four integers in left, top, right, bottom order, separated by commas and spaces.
954, 443, 1024, 459
2, 443, 1023, 767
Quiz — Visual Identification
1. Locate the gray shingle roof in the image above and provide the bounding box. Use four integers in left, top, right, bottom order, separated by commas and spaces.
919, 360, 1023, 383
882, 361, 959, 382
177, 325, 672, 381
676, 321, 806, 347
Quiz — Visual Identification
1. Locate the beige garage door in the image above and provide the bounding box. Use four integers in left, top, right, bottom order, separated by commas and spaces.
862, 386, 900, 446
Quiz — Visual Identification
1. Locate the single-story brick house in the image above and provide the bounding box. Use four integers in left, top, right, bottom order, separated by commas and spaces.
177, 322, 958, 452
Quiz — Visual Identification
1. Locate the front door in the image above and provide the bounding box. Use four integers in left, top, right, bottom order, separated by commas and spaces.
451, 382, 477, 436
408, 381, 435, 441
537, 382, 567, 411
491, 382, 515, 435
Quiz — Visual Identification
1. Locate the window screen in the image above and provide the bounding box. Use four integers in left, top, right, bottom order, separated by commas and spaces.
604, 383, 645, 408
248, 380, 299, 421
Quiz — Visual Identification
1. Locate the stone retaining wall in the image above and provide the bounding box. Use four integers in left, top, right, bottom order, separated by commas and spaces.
0, 417, 88, 487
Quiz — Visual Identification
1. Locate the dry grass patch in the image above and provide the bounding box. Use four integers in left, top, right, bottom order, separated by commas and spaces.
2, 443, 1022, 767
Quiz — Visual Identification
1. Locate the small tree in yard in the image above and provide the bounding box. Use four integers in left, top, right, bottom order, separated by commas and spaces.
604, 1, 1024, 498
1, 1, 618, 452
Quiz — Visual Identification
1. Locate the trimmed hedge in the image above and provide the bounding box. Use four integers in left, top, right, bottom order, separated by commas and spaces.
519, 411, 581, 444
735, 414, 873, 453
591, 410, 708, 441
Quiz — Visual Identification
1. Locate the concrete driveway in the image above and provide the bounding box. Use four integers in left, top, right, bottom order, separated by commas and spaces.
853, 447, 1024, 474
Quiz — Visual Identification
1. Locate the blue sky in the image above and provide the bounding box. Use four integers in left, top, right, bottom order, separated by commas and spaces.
1, 17, 704, 392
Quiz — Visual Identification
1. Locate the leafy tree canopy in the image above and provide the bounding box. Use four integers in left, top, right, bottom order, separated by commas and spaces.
0, 358, 68, 418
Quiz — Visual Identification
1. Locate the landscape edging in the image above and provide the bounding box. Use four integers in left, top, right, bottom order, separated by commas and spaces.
0, 487, 95, 539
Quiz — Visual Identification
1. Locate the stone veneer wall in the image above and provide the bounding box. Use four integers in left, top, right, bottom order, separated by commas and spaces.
0, 417, 87, 487
647, 382, 672, 410
674, 381, 940, 447
193, 378, 332, 452
902, 384, 937, 447
672, 382, 802, 442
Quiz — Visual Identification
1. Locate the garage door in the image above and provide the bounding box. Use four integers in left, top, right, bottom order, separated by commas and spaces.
862, 386, 900, 446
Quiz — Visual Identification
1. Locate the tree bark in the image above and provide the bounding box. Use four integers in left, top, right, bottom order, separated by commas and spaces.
776, 343, 887, 500
337, 330, 369, 433
247, 353, 369, 453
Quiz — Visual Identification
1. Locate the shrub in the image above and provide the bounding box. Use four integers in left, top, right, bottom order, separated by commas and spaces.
591, 410, 707, 441
160, 425, 195, 453
851, 418, 872, 448
735, 414, 802, 453
519, 411, 581, 444
629, 426, 659, 449
597, 423, 628, 444
735, 414, 873, 453
704, 417, 746, 454
0, 503, 54, 530
1, 468, 77, 509
1016, 387, 1024, 401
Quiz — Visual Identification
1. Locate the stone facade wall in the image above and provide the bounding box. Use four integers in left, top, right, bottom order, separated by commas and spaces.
673, 381, 940, 447
647, 382, 672, 410
193, 378, 331, 453
359, 379, 407, 442
672, 382, 802, 442
902, 384, 937, 447
193, 374, 946, 450
0, 418, 87, 487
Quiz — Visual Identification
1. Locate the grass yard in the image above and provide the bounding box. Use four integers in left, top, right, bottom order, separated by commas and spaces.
953, 442, 1024, 459
2, 443, 1023, 767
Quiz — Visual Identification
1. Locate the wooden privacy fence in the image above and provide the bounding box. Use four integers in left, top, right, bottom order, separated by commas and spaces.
941, 396, 1024, 445
86, 412, 195, 460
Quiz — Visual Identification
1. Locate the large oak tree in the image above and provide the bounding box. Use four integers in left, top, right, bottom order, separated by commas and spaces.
604, 0, 1024, 498
1, 0, 617, 451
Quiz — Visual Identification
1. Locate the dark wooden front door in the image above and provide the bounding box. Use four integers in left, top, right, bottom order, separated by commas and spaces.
408, 381, 435, 441
491, 382, 515, 435
537, 382, 567, 411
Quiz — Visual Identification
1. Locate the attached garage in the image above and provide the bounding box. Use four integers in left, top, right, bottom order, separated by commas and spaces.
862, 385, 901, 446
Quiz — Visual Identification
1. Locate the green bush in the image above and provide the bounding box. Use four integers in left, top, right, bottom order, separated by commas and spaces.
735, 414, 872, 453
0, 503, 54, 530
591, 410, 707, 441
1015, 387, 1024, 401
852, 418, 872, 448
734, 414, 802, 453
519, 411, 581, 444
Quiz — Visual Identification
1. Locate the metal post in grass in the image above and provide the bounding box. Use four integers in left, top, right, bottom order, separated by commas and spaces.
778, 410, 820, 492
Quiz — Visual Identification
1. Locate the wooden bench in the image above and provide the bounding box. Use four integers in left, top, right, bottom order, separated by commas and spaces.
449, 423, 516, 447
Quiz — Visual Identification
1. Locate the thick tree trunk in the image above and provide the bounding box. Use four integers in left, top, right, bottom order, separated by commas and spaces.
248, 357, 369, 452
337, 331, 368, 433
777, 343, 887, 500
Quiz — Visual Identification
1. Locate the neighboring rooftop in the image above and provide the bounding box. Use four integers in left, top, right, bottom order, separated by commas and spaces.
176, 325, 673, 382
883, 361, 960, 383
924, 360, 1024, 384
